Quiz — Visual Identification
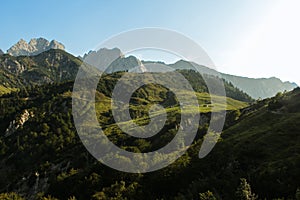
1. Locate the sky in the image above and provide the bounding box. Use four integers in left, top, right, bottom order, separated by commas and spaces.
1, 0, 300, 84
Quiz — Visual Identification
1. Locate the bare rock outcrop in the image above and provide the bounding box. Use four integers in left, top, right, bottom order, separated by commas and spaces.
5, 110, 34, 137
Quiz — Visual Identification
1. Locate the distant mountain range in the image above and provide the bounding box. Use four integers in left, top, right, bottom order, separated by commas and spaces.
169, 60, 297, 99
221, 73, 297, 99
82, 49, 297, 99
6, 38, 65, 56
0, 39, 297, 99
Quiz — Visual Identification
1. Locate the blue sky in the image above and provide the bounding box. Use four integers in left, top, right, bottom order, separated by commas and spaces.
1, 0, 300, 84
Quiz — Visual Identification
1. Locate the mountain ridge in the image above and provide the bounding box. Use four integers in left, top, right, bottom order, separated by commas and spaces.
0, 45, 297, 99
81, 50, 297, 99
0, 49, 253, 102
221, 73, 297, 99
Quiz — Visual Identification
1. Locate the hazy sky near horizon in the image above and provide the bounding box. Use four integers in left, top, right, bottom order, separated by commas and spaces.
1, 0, 300, 84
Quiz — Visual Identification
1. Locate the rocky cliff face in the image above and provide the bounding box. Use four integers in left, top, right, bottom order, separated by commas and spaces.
7, 38, 65, 56
0, 49, 4, 55
5, 109, 34, 137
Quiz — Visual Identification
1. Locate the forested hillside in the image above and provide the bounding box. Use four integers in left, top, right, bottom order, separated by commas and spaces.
0, 71, 299, 199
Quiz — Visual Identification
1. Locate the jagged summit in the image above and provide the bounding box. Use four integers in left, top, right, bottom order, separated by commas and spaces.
83, 48, 124, 60
83, 48, 141, 73
0, 49, 3, 55
82, 48, 124, 67
7, 37, 65, 56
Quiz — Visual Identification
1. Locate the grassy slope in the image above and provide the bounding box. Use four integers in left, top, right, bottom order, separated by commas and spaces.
94, 86, 248, 129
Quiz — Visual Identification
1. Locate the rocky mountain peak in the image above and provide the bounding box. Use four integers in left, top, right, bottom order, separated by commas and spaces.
49, 40, 65, 49
17, 38, 27, 45
83, 48, 123, 60
7, 38, 65, 56
82, 48, 124, 70
29, 38, 50, 50
0, 49, 4, 55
